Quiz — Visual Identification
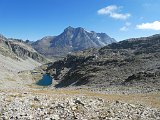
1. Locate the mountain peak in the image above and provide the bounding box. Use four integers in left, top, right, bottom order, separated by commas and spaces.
64, 26, 97, 34
32, 27, 116, 57
76, 27, 84, 30
64, 26, 88, 32
64, 26, 74, 31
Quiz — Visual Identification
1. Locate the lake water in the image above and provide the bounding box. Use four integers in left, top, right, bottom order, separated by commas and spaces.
36, 74, 53, 86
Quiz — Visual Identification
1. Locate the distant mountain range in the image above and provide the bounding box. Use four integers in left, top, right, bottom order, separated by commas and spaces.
32, 26, 116, 57
1, 30, 160, 90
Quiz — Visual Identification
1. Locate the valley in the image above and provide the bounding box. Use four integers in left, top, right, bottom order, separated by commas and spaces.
1, 0, 160, 119
0, 31, 160, 119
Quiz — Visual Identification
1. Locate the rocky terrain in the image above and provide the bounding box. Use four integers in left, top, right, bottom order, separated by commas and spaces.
1, 90, 160, 120
0, 34, 160, 119
32, 26, 116, 57
0, 70, 160, 120
46, 34, 160, 92
0, 34, 48, 80
0, 35, 47, 63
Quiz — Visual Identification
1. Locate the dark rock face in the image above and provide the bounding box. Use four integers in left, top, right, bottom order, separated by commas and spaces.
46, 34, 160, 89
32, 26, 116, 57
46, 54, 95, 87
9, 42, 47, 63
0, 35, 47, 63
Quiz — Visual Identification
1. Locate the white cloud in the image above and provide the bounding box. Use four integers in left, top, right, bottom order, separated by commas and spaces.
110, 13, 131, 20
136, 21, 160, 30
120, 22, 131, 31
97, 5, 131, 20
97, 5, 117, 15
120, 26, 128, 31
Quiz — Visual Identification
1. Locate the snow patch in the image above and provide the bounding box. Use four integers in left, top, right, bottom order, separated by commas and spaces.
97, 36, 100, 39
84, 29, 91, 33
96, 36, 106, 46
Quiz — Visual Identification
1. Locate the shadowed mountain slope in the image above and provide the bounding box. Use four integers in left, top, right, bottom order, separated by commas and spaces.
46, 34, 160, 90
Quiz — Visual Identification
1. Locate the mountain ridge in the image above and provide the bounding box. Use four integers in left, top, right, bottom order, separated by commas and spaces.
44, 33, 160, 90
0, 35, 47, 63
32, 26, 116, 57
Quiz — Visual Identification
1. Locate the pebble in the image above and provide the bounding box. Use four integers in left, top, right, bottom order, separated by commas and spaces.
0, 92, 160, 120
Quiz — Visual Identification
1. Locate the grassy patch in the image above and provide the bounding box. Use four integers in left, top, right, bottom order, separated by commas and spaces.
27, 87, 160, 109
30, 103, 39, 109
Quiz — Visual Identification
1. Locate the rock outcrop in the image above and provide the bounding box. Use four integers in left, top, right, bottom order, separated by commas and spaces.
46, 34, 160, 90
0, 35, 47, 63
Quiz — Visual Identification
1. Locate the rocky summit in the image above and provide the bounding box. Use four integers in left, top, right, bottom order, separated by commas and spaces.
32, 26, 116, 57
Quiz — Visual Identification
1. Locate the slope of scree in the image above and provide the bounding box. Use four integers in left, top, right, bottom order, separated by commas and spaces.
32, 26, 116, 57
46, 34, 160, 90
0, 35, 48, 63
0, 34, 49, 80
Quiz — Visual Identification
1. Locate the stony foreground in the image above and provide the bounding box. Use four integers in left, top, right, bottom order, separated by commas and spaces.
0, 71, 160, 120
0, 90, 160, 120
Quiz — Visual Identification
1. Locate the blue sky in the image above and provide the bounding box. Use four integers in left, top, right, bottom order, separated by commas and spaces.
0, 0, 160, 41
